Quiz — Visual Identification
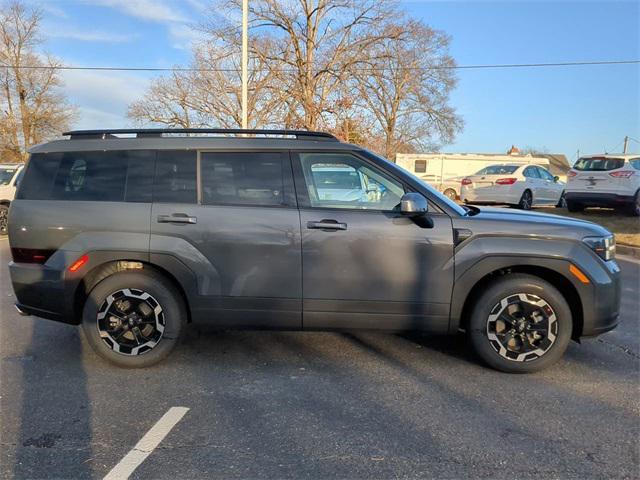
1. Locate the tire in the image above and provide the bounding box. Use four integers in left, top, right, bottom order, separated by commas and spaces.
82, 270, 186, 368
0, 204, 8, 236
555, 191, 566, 208
517, 190, 532, 210
566, 200, 584, 213
443, 188, 457, 201
626, 190, 640, 217
467, 274, 572, 373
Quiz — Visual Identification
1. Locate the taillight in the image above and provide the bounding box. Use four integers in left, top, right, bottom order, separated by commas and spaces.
567, 170, 577, 178
461, 178, 472, 186
11, 248, 55, 264
495, 177, 517, 185
609, 170, 635, 178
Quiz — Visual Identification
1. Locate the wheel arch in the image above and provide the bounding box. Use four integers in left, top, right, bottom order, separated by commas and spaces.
453, 260, 584, 340
73, 258, 194, 325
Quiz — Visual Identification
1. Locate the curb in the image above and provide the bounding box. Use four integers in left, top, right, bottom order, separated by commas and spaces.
617, 244, 640, 259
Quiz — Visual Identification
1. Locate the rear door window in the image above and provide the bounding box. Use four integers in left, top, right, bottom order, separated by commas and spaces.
523, 166, 540, 178
154, 151, 197, 204
200, 152, 286, 207
574, 157, 625, 171
629, 159, 640, 170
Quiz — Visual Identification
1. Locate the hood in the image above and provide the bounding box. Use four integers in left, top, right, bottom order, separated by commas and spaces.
456, 206, 612, 241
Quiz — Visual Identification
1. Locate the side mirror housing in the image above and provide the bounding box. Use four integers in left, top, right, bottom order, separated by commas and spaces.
553, 175, 560, 183
400, 192, 428, 216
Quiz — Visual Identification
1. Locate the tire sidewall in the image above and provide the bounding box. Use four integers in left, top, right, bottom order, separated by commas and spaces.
468, 275, 572, 373
518, 190, 532, 210
82, 271, 185, 368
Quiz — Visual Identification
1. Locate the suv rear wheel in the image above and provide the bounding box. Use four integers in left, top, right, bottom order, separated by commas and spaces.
82, 270, 186, 368
468, 274, 572, 373
627, 190, 640, 217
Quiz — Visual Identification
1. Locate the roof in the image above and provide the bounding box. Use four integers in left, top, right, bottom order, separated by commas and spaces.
579, 154, 639, 160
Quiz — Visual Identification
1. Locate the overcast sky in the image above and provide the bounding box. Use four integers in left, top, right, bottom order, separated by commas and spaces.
25, 0, 640, 160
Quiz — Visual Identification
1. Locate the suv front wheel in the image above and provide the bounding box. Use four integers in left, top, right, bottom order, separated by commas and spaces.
82, 270, 186, 368
468, 274, 572, 373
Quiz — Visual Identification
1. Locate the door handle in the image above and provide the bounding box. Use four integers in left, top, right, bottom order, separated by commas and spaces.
157, 214, 197, 224
307, 220, 347, 231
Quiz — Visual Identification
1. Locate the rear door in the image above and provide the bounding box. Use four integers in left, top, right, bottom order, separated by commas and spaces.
150, 150, 302, 328
522, 166, 544, 203
293, 151, 454, 332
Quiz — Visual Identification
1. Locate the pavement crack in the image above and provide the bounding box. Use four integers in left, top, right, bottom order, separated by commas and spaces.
596, 337, 640, 359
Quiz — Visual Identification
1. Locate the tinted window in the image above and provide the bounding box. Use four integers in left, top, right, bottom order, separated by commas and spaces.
201, 152, 285, 206
574, 157, 625, 171
476, 165, 519, 175
629, 159, 640, 170
523, 166, 540, 178
299, 152, 405, 210
154, 151, 197, 204
17, 151, 154, 202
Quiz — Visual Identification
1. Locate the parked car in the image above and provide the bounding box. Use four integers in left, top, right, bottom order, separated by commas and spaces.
460, 164, 565, 210
0, 164, 25, 236
9, 129, 620, 373
565, 155, 640, 216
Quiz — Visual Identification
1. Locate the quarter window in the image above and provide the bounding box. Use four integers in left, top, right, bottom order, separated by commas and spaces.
200, 152, 285, 206
299, 153, 405, 210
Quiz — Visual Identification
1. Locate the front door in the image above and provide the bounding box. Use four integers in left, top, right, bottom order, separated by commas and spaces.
292, 151, 455, 332
150, 150, 302, 328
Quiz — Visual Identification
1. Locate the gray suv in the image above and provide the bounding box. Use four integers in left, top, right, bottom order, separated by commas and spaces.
8, 129, 621, 372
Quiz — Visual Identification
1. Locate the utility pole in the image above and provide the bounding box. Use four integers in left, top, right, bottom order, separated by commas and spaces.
623, 136, 629, 154
241, 0, 248, 130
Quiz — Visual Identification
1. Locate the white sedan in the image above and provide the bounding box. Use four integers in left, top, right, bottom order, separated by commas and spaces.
460, 164, 565, 210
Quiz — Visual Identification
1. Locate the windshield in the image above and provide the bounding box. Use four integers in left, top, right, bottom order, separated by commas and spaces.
475, 165, 519, 175
574, 157, 624, 171
0, 167, 17, 185
358, 149, 467, 216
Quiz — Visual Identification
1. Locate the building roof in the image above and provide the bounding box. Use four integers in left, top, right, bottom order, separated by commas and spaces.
537, 154, 571, 176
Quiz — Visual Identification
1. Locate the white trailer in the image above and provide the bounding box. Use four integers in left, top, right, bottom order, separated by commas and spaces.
395, 153, 551, 200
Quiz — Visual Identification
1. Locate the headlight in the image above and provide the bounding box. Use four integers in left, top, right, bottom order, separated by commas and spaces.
583, 235, 616, 261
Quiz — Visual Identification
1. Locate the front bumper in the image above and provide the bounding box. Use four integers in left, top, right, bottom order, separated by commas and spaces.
578, 258, 621, 337
565, 191, 635, 207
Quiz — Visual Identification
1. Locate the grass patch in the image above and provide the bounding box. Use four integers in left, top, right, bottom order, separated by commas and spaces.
537, 207, 639, 247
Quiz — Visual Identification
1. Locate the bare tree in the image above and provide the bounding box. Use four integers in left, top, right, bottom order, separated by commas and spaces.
129, 35, 286, 129
0, 1, 75, 162
353, 20, 462, 160
129, 0, 462, 156
226, 0, 397, 130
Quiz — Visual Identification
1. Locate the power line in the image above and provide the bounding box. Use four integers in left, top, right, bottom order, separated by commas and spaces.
0, 59, 638, 73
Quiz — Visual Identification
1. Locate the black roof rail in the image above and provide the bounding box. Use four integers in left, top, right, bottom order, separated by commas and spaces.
62, 128, 339, 141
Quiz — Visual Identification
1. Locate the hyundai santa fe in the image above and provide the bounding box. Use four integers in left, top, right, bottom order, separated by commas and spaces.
7, 129, 621, 372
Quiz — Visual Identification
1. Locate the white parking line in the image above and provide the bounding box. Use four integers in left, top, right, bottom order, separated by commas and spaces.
103, 406, 189, 480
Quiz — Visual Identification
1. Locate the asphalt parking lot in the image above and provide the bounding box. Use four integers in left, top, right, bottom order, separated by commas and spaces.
1, 237, 638, 480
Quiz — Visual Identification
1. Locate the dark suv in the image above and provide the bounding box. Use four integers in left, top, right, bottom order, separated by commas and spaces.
8, 129, 621, 372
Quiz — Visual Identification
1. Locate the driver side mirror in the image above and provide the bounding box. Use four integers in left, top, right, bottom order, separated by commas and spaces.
400, 192, 428, 216
553, 175, 560, 183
